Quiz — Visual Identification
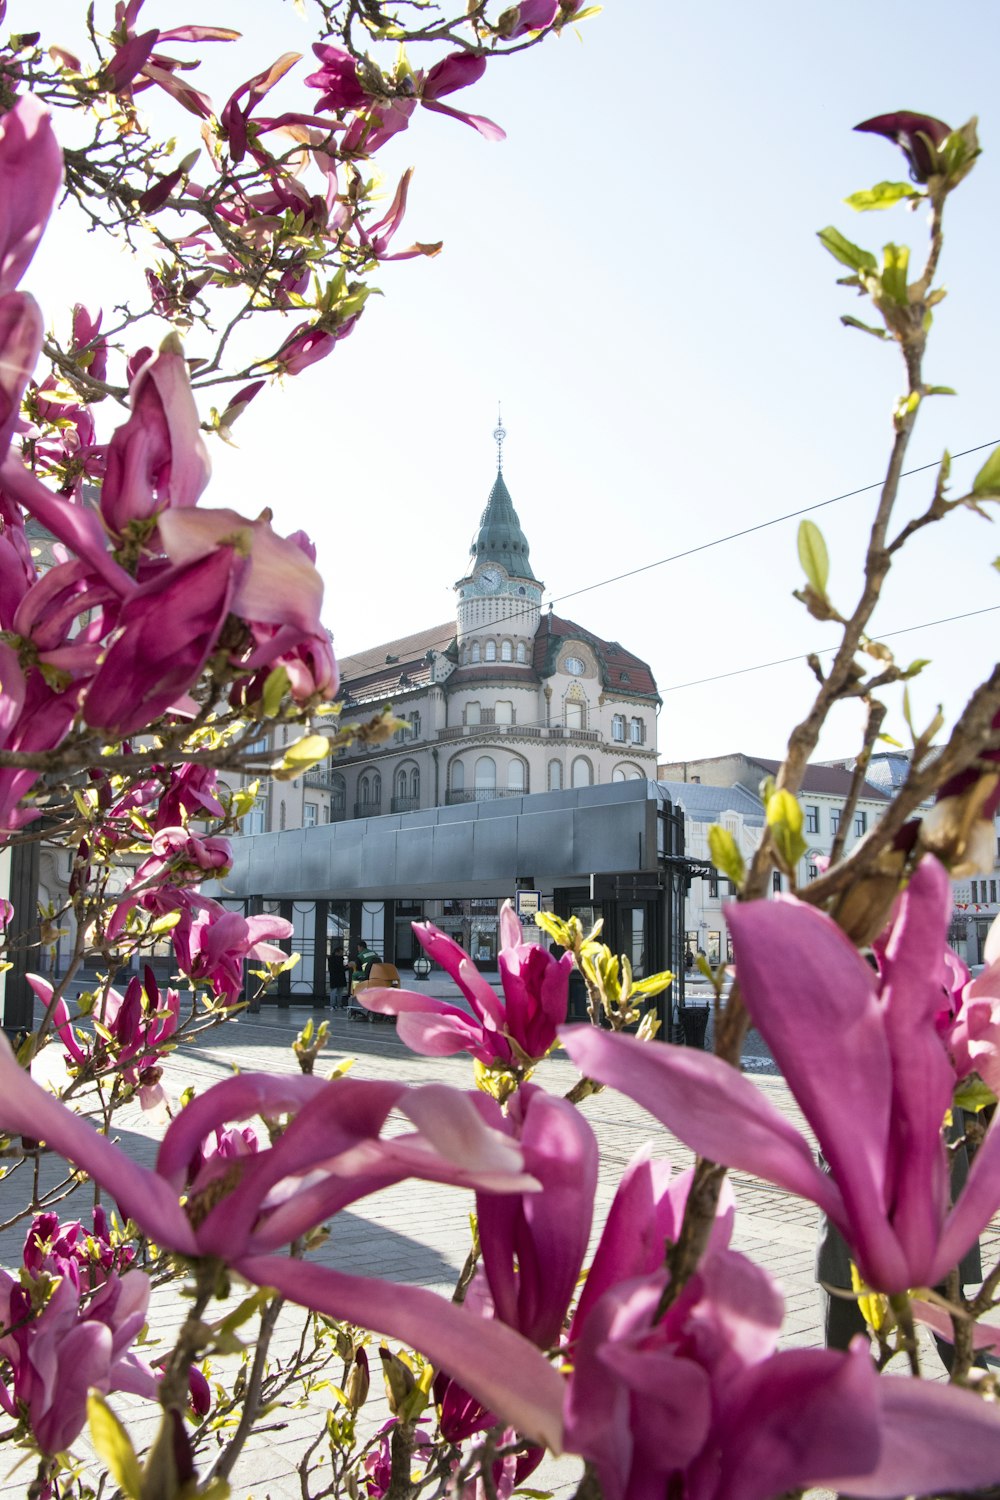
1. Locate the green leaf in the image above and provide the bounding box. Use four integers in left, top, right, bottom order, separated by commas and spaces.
954, 1077, 997, 1114
845, 180, 921, 212
88, 1394, 143, 1498
797, 519, 830, 596
840, 314, 888, 340
903, 659, 931, 679
925, 385, 956, 396
877, 732, 905, 748
766, 788, 807, 871
273, 734, 330, 782
708, 825, 746, 890
261, 666, 290, 717
881, 242, 910, 306
817, 226, 877, 272
972, 444, 1000, 497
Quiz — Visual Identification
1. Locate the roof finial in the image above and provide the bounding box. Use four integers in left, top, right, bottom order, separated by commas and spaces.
493, 402, 506, 472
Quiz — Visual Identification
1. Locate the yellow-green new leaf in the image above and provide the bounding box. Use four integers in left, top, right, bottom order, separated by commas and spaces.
817, 226, 877, 272
767, 788, 807, 871
972, 444, 1000, 498
797, 520, 830, 596
708, 825, 746, 890
273, 735, 330, 781
845, 180, 921, 212
954, 1077, 997, 1114
88, 1393, 143, 1498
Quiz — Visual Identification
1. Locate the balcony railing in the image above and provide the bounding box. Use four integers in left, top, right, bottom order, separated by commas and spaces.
353, 801, 382, 819
438, 723, 540, 742
391, 795, 421, 813
445, 787, 526, 805
305, 767, 339, 789
330, 805, 347, 822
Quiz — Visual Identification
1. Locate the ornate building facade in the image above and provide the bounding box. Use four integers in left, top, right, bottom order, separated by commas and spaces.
269, 446, 661, 836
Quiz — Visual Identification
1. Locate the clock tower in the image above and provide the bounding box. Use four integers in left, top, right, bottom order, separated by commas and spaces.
455, 418, 544, 651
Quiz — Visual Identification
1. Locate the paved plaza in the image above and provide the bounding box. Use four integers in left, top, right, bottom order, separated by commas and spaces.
2, 988, 996, 1499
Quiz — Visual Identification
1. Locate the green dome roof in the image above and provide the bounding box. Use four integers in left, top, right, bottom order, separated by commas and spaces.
469, 470, 536, 580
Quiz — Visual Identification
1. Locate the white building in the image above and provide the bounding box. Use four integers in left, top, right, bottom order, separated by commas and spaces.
260, 449, 661, 837
657, 751, 892, 962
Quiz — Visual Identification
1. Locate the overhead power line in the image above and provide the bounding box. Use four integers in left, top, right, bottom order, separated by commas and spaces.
660, 603, 1000, 695
551, 438, 1000, 609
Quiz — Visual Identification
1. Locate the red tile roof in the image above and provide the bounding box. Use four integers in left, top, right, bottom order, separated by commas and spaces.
533, 614, 659, 700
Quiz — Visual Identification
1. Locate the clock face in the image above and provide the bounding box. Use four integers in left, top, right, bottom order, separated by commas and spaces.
479, 567, 502, 592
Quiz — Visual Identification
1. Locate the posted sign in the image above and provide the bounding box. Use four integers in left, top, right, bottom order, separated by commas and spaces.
515, 890, 541, 924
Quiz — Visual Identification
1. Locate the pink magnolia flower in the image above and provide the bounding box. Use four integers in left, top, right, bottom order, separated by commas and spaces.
566, 1266, 1000, 1500
23, 1207, 135, 1292
175, 900, 286, 1002
943, 912, 1000, 1092
30, 967, 180, 1110
305, 46, 504, 152
154, 760, 225, 829
362, 905, 573, 1065
71, 304, 108, 382
0, 96, 63, 295
0, 1032, 562, 1448
564, 857, 1000, 1295
0, 290, 43, 456
83, 547, 238, 735
100, 336, 211, 534
854, 110, 953, 183
0, 1260, 156, 1455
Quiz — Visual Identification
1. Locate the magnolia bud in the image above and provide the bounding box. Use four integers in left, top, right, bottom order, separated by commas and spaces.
379, 1345, 415, 1415
343, 1346, 370, 1412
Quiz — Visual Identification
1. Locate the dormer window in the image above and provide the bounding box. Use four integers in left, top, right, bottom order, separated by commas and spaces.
564, 656, 585, 676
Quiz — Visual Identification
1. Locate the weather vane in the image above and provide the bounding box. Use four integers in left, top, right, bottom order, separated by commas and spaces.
493, 403, 506, 472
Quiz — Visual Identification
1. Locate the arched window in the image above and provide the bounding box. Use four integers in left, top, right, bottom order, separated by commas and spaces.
372, 772, 381, 806
359, 775, 370, 805
614, 763, 643, 782
507, 759, 525, 792
451, 760, 465, 791
410, 767, 419, 799
495, 700, 513, 725
516, 641, 527, 663
475, 756, 496, 791
331, 773, 346, 812
612, 714, 626, 742
566, 698, 584, 731
395, 767, 407, 798
485, 639, 497, 662
501, 639, 513, 661
465, 701, 481, 726
548, 759, 563, 791
410, 712, 421, 739
571, 756, 593, 788
471, 641, 481, 664
613, 768, 625, 783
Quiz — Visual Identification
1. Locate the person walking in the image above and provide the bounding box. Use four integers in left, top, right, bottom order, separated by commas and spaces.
328, 943, 349, 1009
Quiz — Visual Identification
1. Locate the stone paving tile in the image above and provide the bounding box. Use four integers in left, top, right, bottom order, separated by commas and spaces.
3, 1004, 997, 1499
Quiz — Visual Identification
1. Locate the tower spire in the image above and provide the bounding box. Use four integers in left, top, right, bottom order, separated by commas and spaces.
493, 403, 506, 473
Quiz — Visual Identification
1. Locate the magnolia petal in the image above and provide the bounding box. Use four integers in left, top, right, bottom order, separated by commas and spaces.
155, 1071, 333, 1188
726, 896, 914, 1290
911, 1297, 1000, 1351
235, 1255, 564, 1452
819, 1371, 1000, 1497
560, 1027, 843, 1220
0, 1031, 195, 1254
704, 1342, 880, 1500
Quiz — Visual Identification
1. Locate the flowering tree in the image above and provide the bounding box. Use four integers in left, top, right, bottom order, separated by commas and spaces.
0, 3, 999, 1494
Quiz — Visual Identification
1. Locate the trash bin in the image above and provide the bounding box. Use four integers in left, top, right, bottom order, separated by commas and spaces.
567, 968, 590, 1022
679, 1005, 710, 1050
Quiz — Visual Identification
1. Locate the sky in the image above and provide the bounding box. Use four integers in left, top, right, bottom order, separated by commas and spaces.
17, 0, 1000, 765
